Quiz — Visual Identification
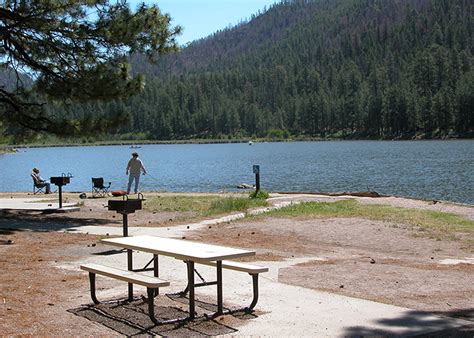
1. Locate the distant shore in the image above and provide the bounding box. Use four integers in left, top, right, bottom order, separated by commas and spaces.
2, 135, 473, 152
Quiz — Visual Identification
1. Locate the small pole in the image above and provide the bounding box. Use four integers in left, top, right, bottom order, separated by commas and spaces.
58, 185, 63, 208
124, 212, 133, 300
253, 165, 260, 193
127, 249, 133, 301
123, 213, 128, 237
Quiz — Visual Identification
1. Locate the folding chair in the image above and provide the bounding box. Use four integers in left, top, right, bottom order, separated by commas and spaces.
33, 182, 46, 194
32, 174, 46, 194
92, 177, 111, 198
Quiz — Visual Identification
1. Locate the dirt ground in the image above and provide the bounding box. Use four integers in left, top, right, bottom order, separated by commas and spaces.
0, 192, 473, 335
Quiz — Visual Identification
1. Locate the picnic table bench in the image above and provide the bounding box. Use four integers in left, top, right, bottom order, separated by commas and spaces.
185, 260, 268, 311
80, 263, 169, 323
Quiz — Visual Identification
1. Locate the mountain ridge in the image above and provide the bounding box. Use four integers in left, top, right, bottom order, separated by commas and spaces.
18, 0, 474, 141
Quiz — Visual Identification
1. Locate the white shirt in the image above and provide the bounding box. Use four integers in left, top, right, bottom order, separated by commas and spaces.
126, 157, 146, 176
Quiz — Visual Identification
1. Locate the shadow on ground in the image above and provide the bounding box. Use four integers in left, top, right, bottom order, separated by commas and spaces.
0, 210, 118, 232
70, 295, 258, 336
343, 309, 474, 337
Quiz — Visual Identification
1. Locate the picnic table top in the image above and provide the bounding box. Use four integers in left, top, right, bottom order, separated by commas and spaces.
101, 235, 255, 262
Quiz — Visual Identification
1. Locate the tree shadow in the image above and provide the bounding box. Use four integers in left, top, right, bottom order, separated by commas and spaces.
0, 228, 24, 235
343, 309, 474, 337
0, 210, 119, 232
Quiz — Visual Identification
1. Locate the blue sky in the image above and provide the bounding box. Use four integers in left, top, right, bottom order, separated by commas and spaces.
130, 0, 280, 45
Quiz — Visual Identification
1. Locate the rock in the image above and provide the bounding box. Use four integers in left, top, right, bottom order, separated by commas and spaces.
370, 258, 376, 264
348, 191, 381, 198
237, 183, 255, 189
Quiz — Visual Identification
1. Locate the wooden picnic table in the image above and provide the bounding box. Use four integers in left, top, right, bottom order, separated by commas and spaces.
101, 235, 256, 318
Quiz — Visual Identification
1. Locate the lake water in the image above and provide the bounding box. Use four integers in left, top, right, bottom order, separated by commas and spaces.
1, 140, 473, 205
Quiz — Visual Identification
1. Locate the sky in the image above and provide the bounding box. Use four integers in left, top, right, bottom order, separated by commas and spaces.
130, 0, 281, 45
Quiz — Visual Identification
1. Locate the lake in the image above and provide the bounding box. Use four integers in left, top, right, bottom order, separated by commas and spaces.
1, 140, 473, 205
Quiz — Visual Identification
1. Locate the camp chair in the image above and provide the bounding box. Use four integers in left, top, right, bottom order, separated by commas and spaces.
32, 174, 46, 194
91, 177, 111, 198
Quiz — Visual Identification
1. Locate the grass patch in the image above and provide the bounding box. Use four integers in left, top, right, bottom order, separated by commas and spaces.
144, 195, 219, 214
249, 189, 269, 199
262, 199, 474, 242
206, 197, 268, 216
143, 195, 268, 218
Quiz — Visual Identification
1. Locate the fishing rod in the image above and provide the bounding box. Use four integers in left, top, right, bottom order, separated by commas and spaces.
145, 172, 160, 183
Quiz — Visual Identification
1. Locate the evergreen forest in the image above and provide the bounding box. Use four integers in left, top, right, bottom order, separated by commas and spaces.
52, 0, 473, 141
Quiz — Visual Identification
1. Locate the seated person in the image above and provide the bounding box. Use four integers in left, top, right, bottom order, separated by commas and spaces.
31, 167, 51, 194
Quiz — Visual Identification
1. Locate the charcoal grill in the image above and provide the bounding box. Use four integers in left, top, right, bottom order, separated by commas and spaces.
108, 193, 145, 237
50, 173, 73, 208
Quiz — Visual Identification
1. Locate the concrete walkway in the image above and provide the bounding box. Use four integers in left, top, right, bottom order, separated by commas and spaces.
0, 197, 79, 212
2, 196, 472, 336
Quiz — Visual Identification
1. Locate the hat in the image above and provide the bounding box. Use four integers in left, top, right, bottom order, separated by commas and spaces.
132, 152, 139, 157
33, 168, 39, 173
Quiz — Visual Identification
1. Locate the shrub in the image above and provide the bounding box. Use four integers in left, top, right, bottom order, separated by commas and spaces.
249, 189, 269, 199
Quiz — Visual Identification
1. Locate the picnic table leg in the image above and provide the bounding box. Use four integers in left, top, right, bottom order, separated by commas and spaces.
88, 272, 100, 304
247, 273, 260, 311
217, 260, 223, 315
147, 287, 159, 324
186, 261, 195, 319
153, 254, 159, 296
127, 249, 133, 301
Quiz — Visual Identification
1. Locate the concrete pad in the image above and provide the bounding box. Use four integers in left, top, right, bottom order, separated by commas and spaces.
0, 197, 79, 212
65, 249, 471, 337
439, 257, 474, 265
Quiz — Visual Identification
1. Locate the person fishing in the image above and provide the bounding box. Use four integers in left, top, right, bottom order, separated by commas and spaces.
126, 152, 147, 194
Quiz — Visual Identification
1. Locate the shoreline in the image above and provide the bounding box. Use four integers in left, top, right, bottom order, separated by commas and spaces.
1, 190, 473, 211
2, 136, 473, 151
0, 190, 472, 207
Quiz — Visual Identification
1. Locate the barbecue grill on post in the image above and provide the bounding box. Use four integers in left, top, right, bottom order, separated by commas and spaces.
107, 193, 145, 237
50, 173, 73, 208
107, 193, 145, 300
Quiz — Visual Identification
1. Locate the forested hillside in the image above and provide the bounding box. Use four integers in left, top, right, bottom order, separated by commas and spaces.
55, 0, 473, 140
